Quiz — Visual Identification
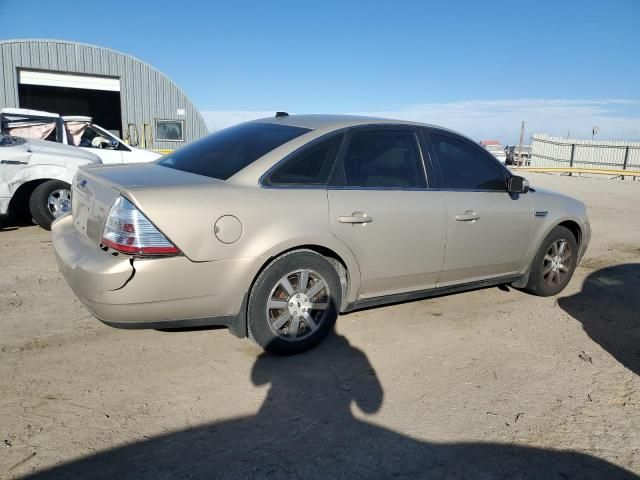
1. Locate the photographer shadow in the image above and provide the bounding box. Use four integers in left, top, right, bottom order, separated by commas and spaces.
27, 334, 637, 479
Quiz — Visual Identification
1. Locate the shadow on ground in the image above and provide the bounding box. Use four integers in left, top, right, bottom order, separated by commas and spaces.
0, 214, 33, 231
24, 333, 636, 479
559, 263, 640, 376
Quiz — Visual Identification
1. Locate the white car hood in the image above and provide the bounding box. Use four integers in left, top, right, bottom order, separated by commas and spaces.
18, 137, 102, 164
128, 148, 162, 162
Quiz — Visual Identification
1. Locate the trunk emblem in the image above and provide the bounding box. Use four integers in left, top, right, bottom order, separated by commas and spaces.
78, 179, 88, 188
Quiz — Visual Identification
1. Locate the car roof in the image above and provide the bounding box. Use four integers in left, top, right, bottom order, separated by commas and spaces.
62, 116, 93, 122
0, 107, 60, 118
0, 109, 93, 123
252, 114, 444, 131
250, 114, 475, 146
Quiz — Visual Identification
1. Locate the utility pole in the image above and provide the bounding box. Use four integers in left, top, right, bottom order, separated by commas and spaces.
517, 121, 526, 166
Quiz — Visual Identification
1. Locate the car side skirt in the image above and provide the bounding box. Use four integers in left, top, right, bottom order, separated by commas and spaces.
100, 275, 523, 334
344, 274, 523, 312
100, 315, 238, 331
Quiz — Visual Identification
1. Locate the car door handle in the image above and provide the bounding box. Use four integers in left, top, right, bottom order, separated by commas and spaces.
455, 210, 480, 222
339, 213, 373, 224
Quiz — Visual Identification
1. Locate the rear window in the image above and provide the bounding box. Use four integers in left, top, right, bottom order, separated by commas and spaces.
157, 122, 311, 180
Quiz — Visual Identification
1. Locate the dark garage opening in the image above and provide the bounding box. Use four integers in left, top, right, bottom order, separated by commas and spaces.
18, 84, 123, 137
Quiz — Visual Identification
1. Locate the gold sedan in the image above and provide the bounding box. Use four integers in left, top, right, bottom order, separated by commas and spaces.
52, 114, 590, 354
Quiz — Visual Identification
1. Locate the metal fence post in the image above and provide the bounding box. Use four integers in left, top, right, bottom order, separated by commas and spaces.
569, 144, 575, 176
621, 146, 630, 180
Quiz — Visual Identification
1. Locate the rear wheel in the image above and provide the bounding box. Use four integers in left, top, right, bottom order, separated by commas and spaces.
29, 180, 72, 230
248, 250, 341, 355
523, 226, 578, 296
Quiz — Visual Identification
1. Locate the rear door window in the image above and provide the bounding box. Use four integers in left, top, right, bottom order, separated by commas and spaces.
428, 131, 507, 190
337, 130, 426, 188
158, 122, 311, 180
266, 134, 343, 186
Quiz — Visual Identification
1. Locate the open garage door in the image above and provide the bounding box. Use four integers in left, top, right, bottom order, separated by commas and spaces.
18, 69, 123, 137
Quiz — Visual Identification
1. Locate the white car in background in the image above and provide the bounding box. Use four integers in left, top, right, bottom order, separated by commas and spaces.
483, 144, 507, 164
0, 134, 101, 230
0, 108, 160, 164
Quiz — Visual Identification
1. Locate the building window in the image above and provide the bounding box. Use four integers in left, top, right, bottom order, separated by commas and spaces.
156, 119, 184, 142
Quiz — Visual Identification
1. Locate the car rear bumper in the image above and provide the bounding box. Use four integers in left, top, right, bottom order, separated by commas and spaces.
52, 215, 256, 333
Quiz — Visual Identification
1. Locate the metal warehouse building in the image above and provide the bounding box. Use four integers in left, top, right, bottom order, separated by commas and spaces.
0, 39, 208, 150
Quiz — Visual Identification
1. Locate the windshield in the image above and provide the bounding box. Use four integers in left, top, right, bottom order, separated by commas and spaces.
157, 122, 311, 180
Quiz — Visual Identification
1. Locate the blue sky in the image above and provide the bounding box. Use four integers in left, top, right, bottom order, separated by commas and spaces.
2, 0, 639, 142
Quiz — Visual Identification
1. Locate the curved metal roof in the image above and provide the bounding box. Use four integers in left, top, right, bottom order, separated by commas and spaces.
0, 38, 208, 149
0, 39, 199, 112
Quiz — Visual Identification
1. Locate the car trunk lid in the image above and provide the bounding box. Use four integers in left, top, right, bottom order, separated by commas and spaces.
72, 163, 221, 245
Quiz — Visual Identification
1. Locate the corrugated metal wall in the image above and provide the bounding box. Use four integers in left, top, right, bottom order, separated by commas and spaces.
0, 39, 209, 150
529, 134, 640, 179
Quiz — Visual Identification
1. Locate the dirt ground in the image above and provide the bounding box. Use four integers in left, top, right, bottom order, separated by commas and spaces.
1, 173, 639, 479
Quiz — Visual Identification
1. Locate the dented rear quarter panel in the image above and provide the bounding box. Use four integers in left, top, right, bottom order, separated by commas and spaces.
73, 162, 363, 305
125, 182, 363, 304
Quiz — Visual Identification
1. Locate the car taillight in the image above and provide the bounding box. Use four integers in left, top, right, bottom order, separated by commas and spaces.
101, 196, 179, 255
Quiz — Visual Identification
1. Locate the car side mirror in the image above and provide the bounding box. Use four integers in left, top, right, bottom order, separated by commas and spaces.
508, 175, 530, 194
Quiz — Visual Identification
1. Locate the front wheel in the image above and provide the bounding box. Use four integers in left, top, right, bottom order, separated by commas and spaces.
29, 180, 72, 230
247, 250, 341, 355
523, 226, 578, 296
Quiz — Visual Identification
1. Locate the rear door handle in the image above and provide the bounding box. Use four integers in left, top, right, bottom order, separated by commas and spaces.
339, 212, 373, 224
455, 210, 480, 222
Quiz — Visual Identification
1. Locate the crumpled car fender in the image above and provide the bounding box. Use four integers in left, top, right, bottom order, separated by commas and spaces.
1, 135, 101, 216
11, 164, 78, 186
1, 164, 79, 216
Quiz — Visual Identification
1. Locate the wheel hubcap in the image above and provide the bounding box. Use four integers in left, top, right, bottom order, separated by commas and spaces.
287, 293, 312, 317
266, 269, 331, 341
542, 239, 572, 286
47, 189, 72, 218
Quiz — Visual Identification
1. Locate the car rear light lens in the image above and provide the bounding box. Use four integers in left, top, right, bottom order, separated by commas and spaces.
101, 196, 179, 255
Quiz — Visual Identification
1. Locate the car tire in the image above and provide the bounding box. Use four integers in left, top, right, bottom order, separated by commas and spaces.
247, 250, 342, 355
523, 226, 578, 297
29, 180, 72, 231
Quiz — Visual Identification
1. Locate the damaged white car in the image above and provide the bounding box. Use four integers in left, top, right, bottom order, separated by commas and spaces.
0, 134, 101, 230
1, 108, 160, 164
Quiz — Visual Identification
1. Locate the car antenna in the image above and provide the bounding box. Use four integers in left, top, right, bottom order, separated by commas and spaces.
275, 111, 289, 118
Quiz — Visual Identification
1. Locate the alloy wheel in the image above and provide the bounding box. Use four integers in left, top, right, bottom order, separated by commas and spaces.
542, 239, 572, 286
266, 269, 331, 341
47, 189, 72, 218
